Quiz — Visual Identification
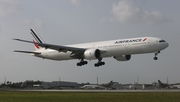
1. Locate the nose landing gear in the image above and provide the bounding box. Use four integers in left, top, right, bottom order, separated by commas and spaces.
154, 51, 160, 60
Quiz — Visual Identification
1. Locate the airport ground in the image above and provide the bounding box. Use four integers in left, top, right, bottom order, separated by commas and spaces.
22, 89, 180, 93
0, 89, 180, 102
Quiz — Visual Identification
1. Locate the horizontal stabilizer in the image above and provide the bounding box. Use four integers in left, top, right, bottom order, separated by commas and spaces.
14, 50, 41, 54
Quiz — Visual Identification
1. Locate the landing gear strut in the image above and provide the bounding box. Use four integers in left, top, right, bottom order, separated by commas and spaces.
154, 51, 160, 60
94, 58, 105, 67
77, 59, 88, 66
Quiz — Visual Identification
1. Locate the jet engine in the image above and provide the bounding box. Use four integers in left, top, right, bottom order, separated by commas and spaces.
84, 49, 101, 60
114, 55, 131, 61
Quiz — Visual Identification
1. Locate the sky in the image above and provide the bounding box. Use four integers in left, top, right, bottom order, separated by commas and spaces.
0, 0, 180, 84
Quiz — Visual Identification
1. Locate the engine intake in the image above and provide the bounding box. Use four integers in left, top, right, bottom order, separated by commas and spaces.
84, 49, 101, 60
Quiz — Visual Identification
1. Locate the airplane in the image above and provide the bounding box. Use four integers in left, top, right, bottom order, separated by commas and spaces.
81, 84, 105, 89
13, 29, 169, 67
158, 80, 180, 89
158, 80, 170, 89
101, 80, 114, 88
171, 84, 180, 89
81, 80, 114, 89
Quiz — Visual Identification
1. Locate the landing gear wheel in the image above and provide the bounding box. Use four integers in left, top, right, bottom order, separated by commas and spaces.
77, 63, 81, 66
84, 61, 88, 64
94, 63, 99, 67
153, 51, 160, 60
101, 62, 105, 65
77, 60, 88, 66
94, 58, 105, 67
154, 57, 158, 60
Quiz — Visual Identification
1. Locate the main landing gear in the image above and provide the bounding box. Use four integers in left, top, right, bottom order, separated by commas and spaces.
76, 58, 105, 67
94, 58, 105, 67
154, 51, 160, 60
77, 59, 88, 66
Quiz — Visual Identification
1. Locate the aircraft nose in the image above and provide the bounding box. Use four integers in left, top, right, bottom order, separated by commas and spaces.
162, 42, 169, 49
165, 42, 169, 48
159, 40, 169, 50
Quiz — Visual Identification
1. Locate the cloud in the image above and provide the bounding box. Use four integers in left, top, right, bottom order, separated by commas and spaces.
102, 0, 167, 24
71, 0, 82, 6
0, 0, 20, 16
22, 18, 44, 29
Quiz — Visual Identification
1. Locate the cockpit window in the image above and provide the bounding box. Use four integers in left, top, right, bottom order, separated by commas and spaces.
159, 40, 166, 43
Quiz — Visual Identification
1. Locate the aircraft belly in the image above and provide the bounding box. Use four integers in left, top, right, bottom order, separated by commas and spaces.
41, 51, 74, 61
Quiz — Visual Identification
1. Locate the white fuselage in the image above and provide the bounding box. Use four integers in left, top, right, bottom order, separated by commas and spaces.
33, 37, 168, 61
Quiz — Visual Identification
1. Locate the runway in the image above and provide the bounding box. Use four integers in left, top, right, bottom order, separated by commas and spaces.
19, 89, 180, 92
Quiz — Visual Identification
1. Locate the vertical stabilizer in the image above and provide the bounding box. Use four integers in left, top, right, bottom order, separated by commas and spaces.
30, 29, 45, 50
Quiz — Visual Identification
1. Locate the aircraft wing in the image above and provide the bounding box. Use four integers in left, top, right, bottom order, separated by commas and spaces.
13, 38, 86, 53
14, 50, 41, 54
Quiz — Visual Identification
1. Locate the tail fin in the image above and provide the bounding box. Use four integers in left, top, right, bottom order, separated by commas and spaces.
158, 80, 163, 84
30, 29, 45, 50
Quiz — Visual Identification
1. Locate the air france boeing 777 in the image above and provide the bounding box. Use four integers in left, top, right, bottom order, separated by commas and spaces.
14, 29, 169, 67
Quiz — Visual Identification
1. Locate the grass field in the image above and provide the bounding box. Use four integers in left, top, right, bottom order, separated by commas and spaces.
0, 91, 180, 102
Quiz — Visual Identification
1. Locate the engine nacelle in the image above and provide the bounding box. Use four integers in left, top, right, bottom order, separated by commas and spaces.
114, 55, 131, 61
84, 49, 101, 60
